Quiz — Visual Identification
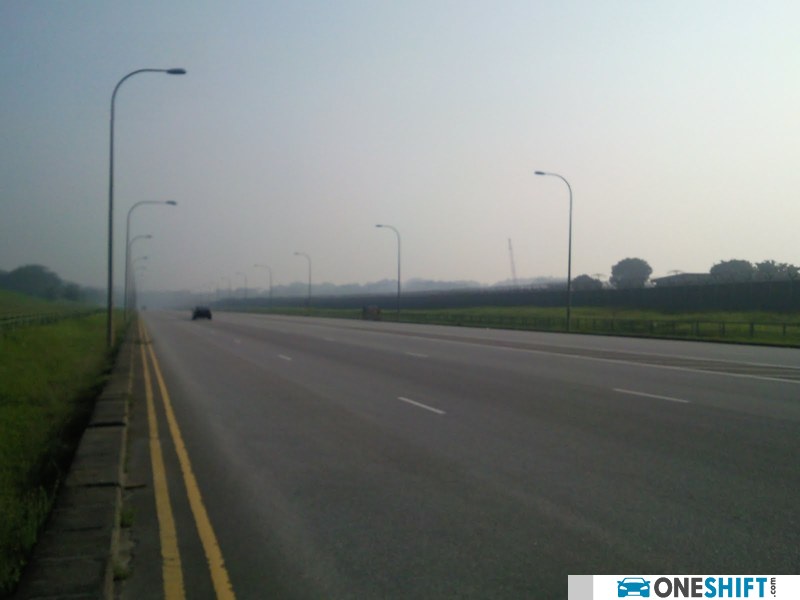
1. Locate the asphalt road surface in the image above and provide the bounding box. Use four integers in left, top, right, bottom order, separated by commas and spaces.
121, 311, 800, 599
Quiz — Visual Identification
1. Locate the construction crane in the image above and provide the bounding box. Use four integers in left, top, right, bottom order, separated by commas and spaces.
508, 238, 519, 288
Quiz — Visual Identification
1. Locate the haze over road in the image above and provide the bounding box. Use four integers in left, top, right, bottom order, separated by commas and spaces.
131, 311, 800, 598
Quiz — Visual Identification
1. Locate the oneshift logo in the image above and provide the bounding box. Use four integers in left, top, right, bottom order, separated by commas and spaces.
650, 577, 770, 598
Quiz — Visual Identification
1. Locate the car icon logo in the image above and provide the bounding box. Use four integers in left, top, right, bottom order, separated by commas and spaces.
617, 577, 651, 597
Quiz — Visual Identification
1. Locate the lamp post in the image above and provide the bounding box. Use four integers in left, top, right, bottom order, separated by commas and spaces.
254, 264, 273, 309
131, 264, 147, 311
534, 170, 573, 332
236, 271, 248, 300
124, 200, 177, 319
205, 282, 216, 305
107, 67, 186, 348
375, 224, 401, 321
294, 252, 312, 312
127, 236, 152, 310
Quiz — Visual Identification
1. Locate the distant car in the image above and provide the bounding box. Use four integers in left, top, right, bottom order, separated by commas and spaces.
192, 306, 212, 320
617, 577, 650, 598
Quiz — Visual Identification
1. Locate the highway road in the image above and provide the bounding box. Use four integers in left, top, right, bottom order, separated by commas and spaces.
121, 310, 800, 599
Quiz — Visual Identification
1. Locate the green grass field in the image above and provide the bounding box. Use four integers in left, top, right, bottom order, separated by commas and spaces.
0, 291, 124, 594
251, 304, 800, 346
0, 289, 87, 319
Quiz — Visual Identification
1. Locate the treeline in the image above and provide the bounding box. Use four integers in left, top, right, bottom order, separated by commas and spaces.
706, 259, 799, 282
0, 265, 100, 303
570, 258, 800, 291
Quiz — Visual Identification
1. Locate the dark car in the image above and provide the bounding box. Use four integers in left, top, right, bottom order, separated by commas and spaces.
192, 306, 212, 320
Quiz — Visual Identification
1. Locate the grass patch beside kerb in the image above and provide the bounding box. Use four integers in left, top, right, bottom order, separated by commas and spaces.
0, 309, 124, 595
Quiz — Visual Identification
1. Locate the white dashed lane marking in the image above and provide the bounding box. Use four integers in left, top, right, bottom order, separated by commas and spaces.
613, 388, 690, 404
397, 396, 446, 415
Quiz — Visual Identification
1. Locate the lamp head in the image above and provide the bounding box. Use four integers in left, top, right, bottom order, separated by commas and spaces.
166, 68, 187, 75
166, 200, 177, 206
535, 171, 546, 176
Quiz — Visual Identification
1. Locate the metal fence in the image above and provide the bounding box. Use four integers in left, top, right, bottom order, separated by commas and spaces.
389, 312, 800, 345
0, 309, 102, 333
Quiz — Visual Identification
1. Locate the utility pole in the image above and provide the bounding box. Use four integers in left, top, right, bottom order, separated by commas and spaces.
508, 238, 519, 288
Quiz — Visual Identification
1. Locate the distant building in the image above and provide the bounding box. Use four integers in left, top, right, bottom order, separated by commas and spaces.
651, 273, 710, 287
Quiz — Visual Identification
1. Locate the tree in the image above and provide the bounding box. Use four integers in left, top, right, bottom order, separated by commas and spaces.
755, 260, 800, 281
63, 282, 83, 302
710, 259, 754, 282
572, 274, 603, 291
0, 265, 63, 299
610, 258, 652, 289
754, 260, 780, 281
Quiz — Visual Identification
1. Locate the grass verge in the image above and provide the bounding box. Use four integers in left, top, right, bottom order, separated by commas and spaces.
0, 288, 90, 320
0, 311, 125, 595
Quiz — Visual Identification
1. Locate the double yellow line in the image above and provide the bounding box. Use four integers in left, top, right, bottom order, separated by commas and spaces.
138, 321, 236, 600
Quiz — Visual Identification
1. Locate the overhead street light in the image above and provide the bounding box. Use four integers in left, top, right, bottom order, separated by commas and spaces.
130, 234, 152, 246
124, 201, 177, 319
107, 67, 186, 347
236, 271, 248, 300
294, 252, 312, 312
534, 170, 573, 332
375, 224, 401, 321
128, 235, 153, 293
130, 264, 148, 312
254, 264, 273, 309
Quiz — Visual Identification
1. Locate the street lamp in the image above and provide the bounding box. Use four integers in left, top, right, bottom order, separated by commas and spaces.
534, 170, 573, 332
294, 252, 312, 311
124, 200, 177, 319
375, 224, 401, 321
107, 67, 186, 347
236, 271, 248, 300
130, 234, 152, 246
221, 276, 231, 300
127, 236, 152, 308
131, 264, 148, 311
254, 264, 273, 309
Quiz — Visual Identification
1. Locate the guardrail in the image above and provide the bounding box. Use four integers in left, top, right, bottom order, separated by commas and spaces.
0, 309, 103, 333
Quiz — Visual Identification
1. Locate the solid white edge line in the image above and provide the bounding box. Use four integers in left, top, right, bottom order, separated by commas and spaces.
614, 388, 691, 404
256, 315, 800, 371
397, 396, 446, 415
430, 337, 800, 386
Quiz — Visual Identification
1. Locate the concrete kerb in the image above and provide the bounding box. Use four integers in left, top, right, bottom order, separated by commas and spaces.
13, 332, 135, 600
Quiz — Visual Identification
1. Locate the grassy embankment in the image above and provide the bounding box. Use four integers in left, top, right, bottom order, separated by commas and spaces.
251, 305, 800, 346
0, 290, 124, 595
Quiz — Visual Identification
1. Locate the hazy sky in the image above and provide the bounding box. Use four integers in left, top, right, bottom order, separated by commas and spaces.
1, 1, 798, 293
